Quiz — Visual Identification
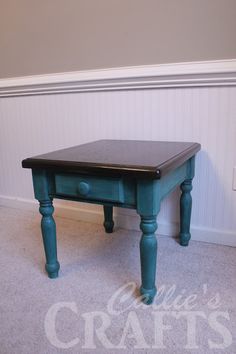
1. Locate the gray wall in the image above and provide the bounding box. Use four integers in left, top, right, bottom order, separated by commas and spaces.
1, 0, 236, 78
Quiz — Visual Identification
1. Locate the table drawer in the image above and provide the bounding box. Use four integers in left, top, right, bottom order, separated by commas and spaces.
55, 173, 124, 203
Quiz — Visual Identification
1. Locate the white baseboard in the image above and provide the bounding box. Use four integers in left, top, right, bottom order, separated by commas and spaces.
114, 211, 236, 247
0, 195, 235, 247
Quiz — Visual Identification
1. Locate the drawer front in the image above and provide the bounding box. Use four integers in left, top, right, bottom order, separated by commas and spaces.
55, 174, 124, 203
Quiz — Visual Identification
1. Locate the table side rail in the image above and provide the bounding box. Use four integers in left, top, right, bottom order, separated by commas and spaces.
155, 158, 194, 202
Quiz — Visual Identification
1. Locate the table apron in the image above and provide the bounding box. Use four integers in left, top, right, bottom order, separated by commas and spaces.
32, 158, 193, 210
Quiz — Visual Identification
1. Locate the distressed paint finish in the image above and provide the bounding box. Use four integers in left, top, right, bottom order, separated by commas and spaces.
55, 173, 125, 203
39, 199, 60, 278
32, 169, 60, 278
26, 144, 199, 305
179, 156, 195, 246
136, 180, 160, 304
180, 180, 192, 246
103, 205, 114, 233
135, 159, 196, 303
139, 215, 158, 304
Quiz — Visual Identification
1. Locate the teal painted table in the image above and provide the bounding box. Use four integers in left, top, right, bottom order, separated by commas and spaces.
22, 140, 200, 304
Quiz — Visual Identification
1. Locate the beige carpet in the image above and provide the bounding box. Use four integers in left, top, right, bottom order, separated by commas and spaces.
0, 204, 236, 354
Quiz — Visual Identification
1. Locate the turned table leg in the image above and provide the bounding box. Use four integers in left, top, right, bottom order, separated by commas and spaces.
39, 199, 60, 278
139, 215, 158, 304
179, 179, 193, 246
103, 205, 114, 233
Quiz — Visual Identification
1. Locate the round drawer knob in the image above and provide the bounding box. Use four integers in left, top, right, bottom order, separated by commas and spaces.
78, 181, 90, 196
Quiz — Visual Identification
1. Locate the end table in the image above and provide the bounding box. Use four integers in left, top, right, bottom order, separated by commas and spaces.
22, 140, 200, 304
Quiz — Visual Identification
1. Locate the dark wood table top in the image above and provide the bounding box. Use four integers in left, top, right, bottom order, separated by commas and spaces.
22, 140, 200, 179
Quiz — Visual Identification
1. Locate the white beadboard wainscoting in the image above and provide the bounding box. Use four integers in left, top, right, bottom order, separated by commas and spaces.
0, 60, 236, 246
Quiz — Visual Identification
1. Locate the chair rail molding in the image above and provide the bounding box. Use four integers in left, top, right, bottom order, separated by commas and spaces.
0, 59, 236, 97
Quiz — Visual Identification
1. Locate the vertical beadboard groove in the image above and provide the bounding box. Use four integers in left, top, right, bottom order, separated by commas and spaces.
0, 86, 236, 239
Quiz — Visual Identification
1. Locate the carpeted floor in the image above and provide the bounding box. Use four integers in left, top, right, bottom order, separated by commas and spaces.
0, 205, 236, 354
